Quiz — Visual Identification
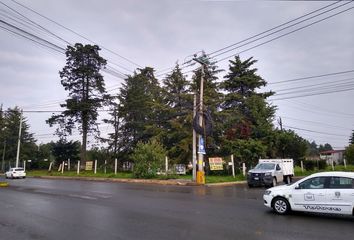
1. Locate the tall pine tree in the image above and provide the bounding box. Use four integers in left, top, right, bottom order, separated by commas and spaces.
220, 56, 275, 165
162, 64, 193, 164
47, 43, 108, 163
118, 67, 165, 157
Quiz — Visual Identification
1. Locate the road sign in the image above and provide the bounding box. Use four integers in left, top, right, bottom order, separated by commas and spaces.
85, 161, 93, 171
209, 157, 223, 171
175, 164, 186, 175
198, 137, 206, 154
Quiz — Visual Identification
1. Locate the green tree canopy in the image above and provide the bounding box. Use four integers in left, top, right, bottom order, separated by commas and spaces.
345, 144, 354, 165
0, 107, 36, 169
47, 43, 108, 163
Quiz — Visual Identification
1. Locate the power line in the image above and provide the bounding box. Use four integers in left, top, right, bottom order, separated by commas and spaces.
273, 77, 354, 93
210, 1, 351, 59
268, 69, 354, 85
157, 2, 354, 79
8, 0, 142, 69
214, 4, 354, 63
280, 116, 352, 131
284, 125, 349, 137
270, 85, 354, 101
208, 0, 342, 56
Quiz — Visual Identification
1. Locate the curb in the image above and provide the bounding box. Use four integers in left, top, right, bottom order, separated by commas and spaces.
205, 181, 247, 187
30, 176, 247, 187
0, 182, 9, 187
32, 176, 200, 186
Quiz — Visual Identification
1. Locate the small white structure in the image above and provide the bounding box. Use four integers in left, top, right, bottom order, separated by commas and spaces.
319, 150, 345, 165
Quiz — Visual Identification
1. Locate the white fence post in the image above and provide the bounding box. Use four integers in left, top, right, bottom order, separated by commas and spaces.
77, 161, 80, 175
301, 161, 304, 173
23, 160, 26, 172
344, 158, 347, 169
68, 158, 71, 171
94, 160, 97, 174
114, 158, 117, 175
48, 162, 53, 172
61, 161, 64, 174
231, 154, 235, 178
242, 162, 246, 176
165, 156, 168, 174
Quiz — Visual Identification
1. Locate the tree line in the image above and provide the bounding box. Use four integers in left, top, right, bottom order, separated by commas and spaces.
1, 43, 353, 171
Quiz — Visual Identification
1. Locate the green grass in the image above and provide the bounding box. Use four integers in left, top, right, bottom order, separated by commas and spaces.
27, 170, 133, 179
294, 164, 354, 177
30, 165, 354, 183
205, 174, 246, 184
26, 169, 247, 184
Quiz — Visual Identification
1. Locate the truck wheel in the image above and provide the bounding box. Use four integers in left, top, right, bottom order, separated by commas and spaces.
284, 176, 290, 184
271, 177, 277, 187
272, 197, 290, 215
248, 183, 254, 188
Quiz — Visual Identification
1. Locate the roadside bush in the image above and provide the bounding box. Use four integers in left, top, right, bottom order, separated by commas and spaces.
303, 160, 315, 171
131, 140, 165, 179
317, 160, 327, 170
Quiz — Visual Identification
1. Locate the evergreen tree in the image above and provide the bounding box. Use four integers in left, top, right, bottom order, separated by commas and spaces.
118, 67, 165, 156
349, 130, 354, 144
47, 43, 109, 163
1, 107, 36, 168
318, 143, 333, 152
220, 56, 275, 165
100, 101, 122, 159
190, 53, 223, 156
50, 139, 80, 163
162, 64, 193, 164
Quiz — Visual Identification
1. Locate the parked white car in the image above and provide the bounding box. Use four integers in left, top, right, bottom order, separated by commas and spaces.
5, 168, 26, 179
263, 172, 354, 216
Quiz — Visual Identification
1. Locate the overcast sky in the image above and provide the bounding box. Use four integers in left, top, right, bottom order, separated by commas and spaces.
0, 0, 353, 149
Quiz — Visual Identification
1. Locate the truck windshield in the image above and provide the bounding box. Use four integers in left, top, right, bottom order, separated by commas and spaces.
254, 163, 275, 170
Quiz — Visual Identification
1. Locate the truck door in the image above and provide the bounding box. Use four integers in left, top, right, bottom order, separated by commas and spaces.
275, 164, 283, 182
291, 177, 329, 213
326, 177, 354, 215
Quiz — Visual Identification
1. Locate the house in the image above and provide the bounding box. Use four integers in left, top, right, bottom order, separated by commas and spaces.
319, 150, 345, 165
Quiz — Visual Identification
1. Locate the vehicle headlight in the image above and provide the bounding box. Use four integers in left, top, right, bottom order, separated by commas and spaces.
264, 190, 272, 195
264, 172, 271, 176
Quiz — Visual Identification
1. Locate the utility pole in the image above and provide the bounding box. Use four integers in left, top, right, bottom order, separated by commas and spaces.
15, 110, 23, 168
193, 54, 207, 184
192, 94, 197, 181
277, 117, 283, 131
1, 140, 5, 172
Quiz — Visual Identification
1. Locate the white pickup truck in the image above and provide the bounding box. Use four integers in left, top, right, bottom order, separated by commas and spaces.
247, 159, 294, 188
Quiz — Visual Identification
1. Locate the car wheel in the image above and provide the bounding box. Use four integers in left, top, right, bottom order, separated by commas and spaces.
272, 197, 290, 215
248, 183, 253, 188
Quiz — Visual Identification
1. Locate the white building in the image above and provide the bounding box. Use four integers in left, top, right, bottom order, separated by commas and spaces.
319, 150, 345, 165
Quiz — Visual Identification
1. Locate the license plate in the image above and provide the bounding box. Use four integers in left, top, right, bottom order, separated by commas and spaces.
254, 177, 259, 180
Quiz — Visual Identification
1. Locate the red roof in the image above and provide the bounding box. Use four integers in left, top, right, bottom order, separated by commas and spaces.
320, 150, 344, 154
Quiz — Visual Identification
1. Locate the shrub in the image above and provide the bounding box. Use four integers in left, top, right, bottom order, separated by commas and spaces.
303, 160, 315, 171
317, 160, 327, 170
131, 140, 165, 179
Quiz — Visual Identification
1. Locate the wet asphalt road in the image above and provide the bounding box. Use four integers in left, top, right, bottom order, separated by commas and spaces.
0, 177, 353, 240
